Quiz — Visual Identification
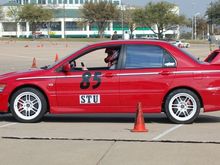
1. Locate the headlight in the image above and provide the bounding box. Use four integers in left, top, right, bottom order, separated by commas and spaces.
0, 84, 6, 92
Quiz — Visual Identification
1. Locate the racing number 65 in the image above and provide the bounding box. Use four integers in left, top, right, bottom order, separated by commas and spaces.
80, 72, 102, 89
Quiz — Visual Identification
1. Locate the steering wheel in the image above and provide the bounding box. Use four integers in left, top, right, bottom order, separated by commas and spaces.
81, 62, 88, 70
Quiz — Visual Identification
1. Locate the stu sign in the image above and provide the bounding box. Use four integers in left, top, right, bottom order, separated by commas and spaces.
80, 94, 100, 104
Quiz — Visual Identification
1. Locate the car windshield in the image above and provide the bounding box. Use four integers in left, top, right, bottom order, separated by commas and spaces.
40, 45, 89, 70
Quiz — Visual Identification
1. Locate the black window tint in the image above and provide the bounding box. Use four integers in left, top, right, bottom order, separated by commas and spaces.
125, 45, 164, 69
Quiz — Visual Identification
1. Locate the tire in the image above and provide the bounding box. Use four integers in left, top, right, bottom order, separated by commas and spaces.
10, 87, 47, 123
164, 89, 200, 124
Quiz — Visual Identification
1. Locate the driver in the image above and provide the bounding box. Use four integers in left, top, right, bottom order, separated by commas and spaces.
104, 48, 119, 69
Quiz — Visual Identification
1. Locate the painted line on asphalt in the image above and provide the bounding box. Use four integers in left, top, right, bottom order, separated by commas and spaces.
152, 124, 183, 141
96, 141, 116, 165
0, 123, 17, 128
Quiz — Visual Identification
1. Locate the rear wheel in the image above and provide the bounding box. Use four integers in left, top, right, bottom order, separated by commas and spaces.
165, 89, 200, 124
10, 88, 47, 123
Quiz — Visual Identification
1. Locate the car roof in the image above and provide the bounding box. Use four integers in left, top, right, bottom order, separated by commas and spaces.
88, 39, 172, 47
51, 39, 199, 70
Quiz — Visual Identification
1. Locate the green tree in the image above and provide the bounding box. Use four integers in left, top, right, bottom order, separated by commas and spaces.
133, 2, 187, 39
206, 0, 220, 25
82, 1, 119, 38
0, 5, 4, 20
123, 8, 136, 38
7, 6, 21, 37
18, 4, 53, 37
7, 6, 21, 23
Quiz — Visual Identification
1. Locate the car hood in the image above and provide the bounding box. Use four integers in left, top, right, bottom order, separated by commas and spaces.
0, 68, 46, 81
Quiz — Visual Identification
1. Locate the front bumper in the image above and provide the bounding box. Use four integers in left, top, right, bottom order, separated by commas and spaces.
0, 93, 9, 112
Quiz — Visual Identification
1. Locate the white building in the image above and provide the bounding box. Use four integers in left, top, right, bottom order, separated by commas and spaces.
0, 0, 179, 39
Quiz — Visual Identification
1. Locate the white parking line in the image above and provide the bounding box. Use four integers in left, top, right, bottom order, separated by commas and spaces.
152, 124, 183, 140
0, 123, 17, 128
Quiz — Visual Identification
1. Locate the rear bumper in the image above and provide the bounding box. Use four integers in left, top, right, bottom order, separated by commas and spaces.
201, 89, 220, 112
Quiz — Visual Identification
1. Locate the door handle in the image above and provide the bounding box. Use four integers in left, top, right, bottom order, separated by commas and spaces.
160, 71, 171, 75
104, 73, 114, 77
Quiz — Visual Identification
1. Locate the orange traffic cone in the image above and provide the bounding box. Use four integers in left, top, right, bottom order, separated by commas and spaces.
55, 53, 59, 62
131, 102, 148, 132
31, 57, 37, 68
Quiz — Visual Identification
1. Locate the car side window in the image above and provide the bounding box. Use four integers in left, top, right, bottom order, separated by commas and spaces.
124, 45, 176, 69
69, 46, 121, 71
163, 50, 176, 67
75, 49, 107, 69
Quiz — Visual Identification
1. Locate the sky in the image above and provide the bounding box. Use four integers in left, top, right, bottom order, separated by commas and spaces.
0, 0, 216, 18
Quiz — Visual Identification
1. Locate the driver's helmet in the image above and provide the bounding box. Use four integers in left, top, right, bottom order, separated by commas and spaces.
104, 48, 119, 65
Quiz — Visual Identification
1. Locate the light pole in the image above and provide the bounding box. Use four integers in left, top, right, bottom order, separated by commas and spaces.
210, 1, 214, 34
194, 12, 200, 40
192, 17, 194, 40
63, 0, 66, 39
191, 1, 195, 40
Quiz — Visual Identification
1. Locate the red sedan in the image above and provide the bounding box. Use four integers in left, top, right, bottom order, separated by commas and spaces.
0, 40, 220, 124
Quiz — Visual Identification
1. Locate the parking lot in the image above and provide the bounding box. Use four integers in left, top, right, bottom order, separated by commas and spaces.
0, 40, 220, 165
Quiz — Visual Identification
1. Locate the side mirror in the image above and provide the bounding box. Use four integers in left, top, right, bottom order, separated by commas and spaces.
62, 63, 71, 72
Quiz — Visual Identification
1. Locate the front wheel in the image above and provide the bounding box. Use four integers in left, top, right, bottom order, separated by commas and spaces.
10, 88, 47, 123
165, 89, 200, 124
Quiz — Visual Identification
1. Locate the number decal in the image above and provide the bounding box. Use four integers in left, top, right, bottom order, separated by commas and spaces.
93, 72, 101, 89
80, 72, 91, 89
80, 72, 102, 89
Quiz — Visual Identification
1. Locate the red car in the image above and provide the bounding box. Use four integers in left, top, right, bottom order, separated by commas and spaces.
0, 40, 220, 124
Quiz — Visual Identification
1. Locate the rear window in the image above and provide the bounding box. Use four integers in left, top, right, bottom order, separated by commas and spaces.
179, 48, 201, 63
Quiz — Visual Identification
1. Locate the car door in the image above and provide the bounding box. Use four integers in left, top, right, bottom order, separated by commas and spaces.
118, 44, 177, 113
55, 47, 120, 113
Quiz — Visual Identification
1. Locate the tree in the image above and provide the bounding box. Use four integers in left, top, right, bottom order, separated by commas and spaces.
133, 2, 187, 39
0, 5, 4, 20
195, 17, 207, 39
180, 32, 192, 40
123, 8, 136, 38
7, 6, 21, 23
18, 4, 53, 37
7, 6, 21, 37
82, 1, 119, 38
206, 0, 220, 25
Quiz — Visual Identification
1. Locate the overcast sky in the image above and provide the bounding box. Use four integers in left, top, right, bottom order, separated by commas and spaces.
0, 0, 215, 17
